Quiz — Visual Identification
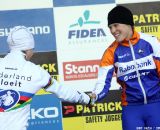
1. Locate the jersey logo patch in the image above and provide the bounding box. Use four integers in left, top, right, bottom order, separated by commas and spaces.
0, 90, 20, 111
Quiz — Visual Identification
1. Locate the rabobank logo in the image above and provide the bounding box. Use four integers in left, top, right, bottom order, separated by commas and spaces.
119, 59, 152, 74
116, 55, 156, 77
68, 10, 107, 43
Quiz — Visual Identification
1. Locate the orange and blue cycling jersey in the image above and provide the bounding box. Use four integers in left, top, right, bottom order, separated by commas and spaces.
93, 31, 160, 106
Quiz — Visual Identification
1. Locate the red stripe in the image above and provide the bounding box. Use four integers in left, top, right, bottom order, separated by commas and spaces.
20, 96, 30, 101
0, 108, 4, 112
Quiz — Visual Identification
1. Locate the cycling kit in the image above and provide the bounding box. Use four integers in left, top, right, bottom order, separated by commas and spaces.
0, 50, 90, 130
122, 102, 160, 130
94, 31, 160, 106
93, 31, 160, 129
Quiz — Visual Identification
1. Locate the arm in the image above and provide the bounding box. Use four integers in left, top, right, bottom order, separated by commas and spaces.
44, 78, 90, 104
90, 43, 116, 102
38, 66, 91, 104
150, 37, 160, 77
93, 66, 114, 101
141, 34, 160, 77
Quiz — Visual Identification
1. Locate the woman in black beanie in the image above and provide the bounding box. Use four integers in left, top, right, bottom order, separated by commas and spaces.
89, 5, 160, 130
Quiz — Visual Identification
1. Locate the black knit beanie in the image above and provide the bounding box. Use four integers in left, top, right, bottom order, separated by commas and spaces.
108, 5, 134, 26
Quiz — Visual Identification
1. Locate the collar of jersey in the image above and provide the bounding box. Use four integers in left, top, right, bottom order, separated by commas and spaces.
115, 30, 140, 47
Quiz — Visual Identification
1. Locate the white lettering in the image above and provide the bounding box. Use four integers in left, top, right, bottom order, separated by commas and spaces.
0, 26, 51, 37
30, 107, 59, 119
124, 72, 150, 81
65, 64, 99, 74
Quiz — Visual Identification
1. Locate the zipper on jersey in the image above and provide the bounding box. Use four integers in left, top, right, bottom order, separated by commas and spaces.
129, 41, 147, 104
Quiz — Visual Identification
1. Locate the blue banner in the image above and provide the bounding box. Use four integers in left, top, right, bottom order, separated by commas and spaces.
53, 0, 115, 7
28, 94, 63, 130
0, 8, 56, 53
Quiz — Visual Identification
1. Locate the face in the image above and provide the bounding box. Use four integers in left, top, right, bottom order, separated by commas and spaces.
109, 23, 133, 42
25, 49, 34, 61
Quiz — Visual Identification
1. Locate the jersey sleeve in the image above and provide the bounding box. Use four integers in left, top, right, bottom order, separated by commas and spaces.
38, 66, 90, 104
37, 65, 52, 89
45, 79, 90, 104
151, 37, 160, 77
93, 43, 117, 101
142, 35, 160, 77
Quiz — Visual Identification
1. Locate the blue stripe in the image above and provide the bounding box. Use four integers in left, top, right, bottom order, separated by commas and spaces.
0, 89, 34, 97
53, 0, 115, 7
18, 91, 34, 97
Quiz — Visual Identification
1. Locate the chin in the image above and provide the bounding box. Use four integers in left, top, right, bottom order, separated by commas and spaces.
116, 39, 123, 43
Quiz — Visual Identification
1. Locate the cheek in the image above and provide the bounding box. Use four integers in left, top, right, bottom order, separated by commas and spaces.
29, 53, 33, 58
120, 29, 128, 36
109, 28, 114, 35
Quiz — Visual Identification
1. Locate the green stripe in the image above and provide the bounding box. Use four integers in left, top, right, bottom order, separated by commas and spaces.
8, 100, 32, 112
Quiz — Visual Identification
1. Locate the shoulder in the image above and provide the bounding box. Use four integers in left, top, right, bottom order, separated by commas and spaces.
138, 32, 160, 46
104, 41, 119, 55
26, 61, 50, 81
108, 41, 119, 49
100, 41, 118, 66
26, 61, 48, 74
139, 32, 157, 42
138, 33, 160, 53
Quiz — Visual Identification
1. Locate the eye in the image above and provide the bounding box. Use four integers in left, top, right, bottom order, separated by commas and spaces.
114, 23, 119, 28
108, 26, 112, 30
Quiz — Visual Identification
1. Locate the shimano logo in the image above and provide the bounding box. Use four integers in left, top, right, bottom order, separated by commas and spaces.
119, 59, 152, 73
124, 72, 150, 81
68, 28, 106, 39
0, 26, 51, 37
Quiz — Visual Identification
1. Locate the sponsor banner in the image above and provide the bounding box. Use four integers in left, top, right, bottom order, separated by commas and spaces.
54, 4, 115, 52
0, 8, 56, 54
63, 60, 100, 81
28, 94, 63, 130
31, 51, 58, 76
53, 0, 115, 7
60, 59, 120, 92
62, 90, 122, 130
30, 51, 59, 95
119, 2, 160, 38
0, 0, 53, 10
62, 90, 121, 117
63, 115, 121, 130
54, 4, 118, 92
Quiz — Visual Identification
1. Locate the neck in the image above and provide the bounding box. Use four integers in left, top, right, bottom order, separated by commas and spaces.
126, 27, 134, 41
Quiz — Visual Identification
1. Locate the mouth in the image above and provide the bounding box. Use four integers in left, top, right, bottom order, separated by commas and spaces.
114, 33, 120, 39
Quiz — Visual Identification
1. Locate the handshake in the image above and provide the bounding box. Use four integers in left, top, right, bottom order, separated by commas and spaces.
78, 92, 97, 106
